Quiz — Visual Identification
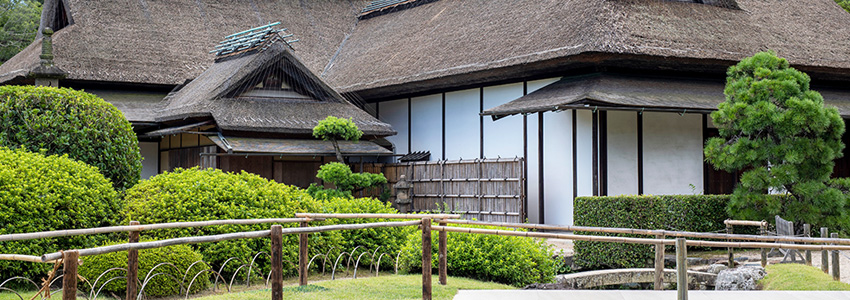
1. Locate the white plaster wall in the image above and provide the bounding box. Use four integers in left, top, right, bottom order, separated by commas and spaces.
140, 142, 159, 179
378, 99, 409, 156
410, 94, 443, 160
444, 88, 480, 160
606, 111, 639, 195
483, 83, 524, 158
576, 110, 594, 198
526, 77, 560, 224
643, 112, 704, 195
542, 110, 574, 225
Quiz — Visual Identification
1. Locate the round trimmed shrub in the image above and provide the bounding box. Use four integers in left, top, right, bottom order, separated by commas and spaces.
0, 85, 141, 190
399, 224, 556, 287
0, 147, 120, 280
79, 241, 209, 297
123, 168, 326, 275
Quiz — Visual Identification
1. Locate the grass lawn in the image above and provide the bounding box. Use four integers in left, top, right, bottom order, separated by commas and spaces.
0, 275, 513, 300
760, 264, 850, 291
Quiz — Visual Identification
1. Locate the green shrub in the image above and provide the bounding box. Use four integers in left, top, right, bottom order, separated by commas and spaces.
123, 167, 325, 275
316, 162, 387, 192
0, 86, 142, 190
79, 241, 209, 297
574, 195, 729, 269
306, 183, 353, 200
399, 224, 556, 287
0, 147, 120, 280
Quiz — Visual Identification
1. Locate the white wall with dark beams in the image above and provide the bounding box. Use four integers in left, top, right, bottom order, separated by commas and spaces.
371, 78, 709, 225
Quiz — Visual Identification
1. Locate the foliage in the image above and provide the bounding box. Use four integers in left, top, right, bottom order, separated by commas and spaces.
79, 240, 209, 297
573, 195, 729, 269
0, 147, 120, 280
306, 183, 353, 200
705, 51, 846, 231
836, 0, 850, 14
316, 162, 387, 193
0, 0, 41, 63
0, 86, 142, 190
312, 116, 362, 162
123, 167, 326, 275
761, 263, 850, 290
399, 224, 556, 287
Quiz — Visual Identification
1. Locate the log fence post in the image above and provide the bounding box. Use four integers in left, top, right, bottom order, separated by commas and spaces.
804, 224, 812, 266
270, 225, 282, 300
125, 221, 140, 300
422, 218, 432, 300
832, 232, 840, 281
63, 250, 79, 300
675, 238, 687, 300
822, 227, 829, 273
760, 222, 767, 267
438, 220, 447, 286
654, 234, 665, 290
299, 221, 308, 286
726, 223, 733, 268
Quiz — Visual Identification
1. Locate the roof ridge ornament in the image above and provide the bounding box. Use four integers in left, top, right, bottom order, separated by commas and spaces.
209, 22, 300, 58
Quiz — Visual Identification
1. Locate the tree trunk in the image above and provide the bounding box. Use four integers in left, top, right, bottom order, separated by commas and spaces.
332, 138, 344, 163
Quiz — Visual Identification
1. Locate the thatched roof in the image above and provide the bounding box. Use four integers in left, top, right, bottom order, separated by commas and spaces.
159, 41, 395, 137
208, 136, 393, 156
482, 74, 850, 119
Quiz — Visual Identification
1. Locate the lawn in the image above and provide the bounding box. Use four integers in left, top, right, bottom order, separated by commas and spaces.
0, 275, 513, 300
760, 263, 850, 291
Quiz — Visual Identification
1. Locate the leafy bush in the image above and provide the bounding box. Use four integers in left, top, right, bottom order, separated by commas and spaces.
836, 0, 850, 14
0, 147, 120, 280
574, 195, 729, 269
0, 86, 142, 190
313, 116, 363, 162
79, 241, 209, 297
123, 167, 325, 275
399, 224, 556, 287
306, 183, 352, 200
316, 162, 387, 192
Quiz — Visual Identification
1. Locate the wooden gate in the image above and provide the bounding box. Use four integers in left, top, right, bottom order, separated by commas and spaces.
360, 158, 525, 223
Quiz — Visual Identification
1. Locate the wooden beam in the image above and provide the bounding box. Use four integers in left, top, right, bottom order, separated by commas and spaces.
439, 221, 447, 285
676, 238, 688, 300
654, 234, 665, 290
63, 250, 79, 300
299, 221, 308, 286
422, 218, 432, 300
271, 225, 283, 300
125, 221, 140, 300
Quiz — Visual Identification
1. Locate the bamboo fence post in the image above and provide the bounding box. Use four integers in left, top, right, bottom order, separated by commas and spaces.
832, 232, 840, 281
822, 227, 829, 273
726, 223, 733, 268
422, 218, 432, 300
676, 238, 687, 300
125, 221, 140, 300
63, 250, 79, 300
439, 220, 447, 286
760, 223, 767, 267
804, 224, 812, 266
654, 234, 665, 290
299, 221, 308, 286
270, 225, 282, 300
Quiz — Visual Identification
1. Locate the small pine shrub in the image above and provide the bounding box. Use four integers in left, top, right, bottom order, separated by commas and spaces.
0, 86, 141, 190
0, 147, 120, 280
398, 224, 556, 287
79, 241, 210, 297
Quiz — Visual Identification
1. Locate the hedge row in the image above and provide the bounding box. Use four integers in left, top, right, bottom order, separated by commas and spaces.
573, 195, 730, 269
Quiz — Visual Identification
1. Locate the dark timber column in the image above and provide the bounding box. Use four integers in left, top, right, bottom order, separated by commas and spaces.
638, 112, 644, 195
538, 112, 544, 224
125, 221, 140, 300
600, 110, 608, 196
592, 110, 599, 196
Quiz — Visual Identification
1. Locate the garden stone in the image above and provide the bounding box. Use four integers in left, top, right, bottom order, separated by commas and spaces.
714, 266, 767, 290
706, 264, 728, 274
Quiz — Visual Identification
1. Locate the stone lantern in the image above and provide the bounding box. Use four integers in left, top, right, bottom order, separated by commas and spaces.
393, 175, 412, 213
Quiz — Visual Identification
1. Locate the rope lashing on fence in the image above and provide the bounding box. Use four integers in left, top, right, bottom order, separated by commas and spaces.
438, 219, 850, 245
41, 220, 422, 262
431, 225, 850, 251
30, 251, 63, 300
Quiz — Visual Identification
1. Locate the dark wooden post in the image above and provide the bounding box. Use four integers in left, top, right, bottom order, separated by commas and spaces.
726, 223, 734, 268
422, 218, 432, 300
299, 221, 308, 286
438, 220, 447, 286
126, 221, 140, 300
270, 225, 283, 300
654, 234, 665, 290
759, 223, 767, 267
831, 232, 840, 281
675, 238, 687, 300
63, 250, 79, 300
822, 227, 829, 273
804, 224, 812, 266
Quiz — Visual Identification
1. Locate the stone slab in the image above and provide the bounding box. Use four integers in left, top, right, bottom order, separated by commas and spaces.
453, 290, 850, 300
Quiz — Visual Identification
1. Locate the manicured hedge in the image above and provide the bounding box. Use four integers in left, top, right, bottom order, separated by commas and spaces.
573, 195, 730, 269
0, 86, 142, 190
0, 147, 120, 280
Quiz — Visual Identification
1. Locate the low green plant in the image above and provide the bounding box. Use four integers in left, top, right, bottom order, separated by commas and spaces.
0, 147, 120, 280
399, 224, 556, 287
761, 263, 850, 290
836, 0, 850, 14
306, 183, 352, 200
79, 240, 210, 297
316, 162, 387, 193
0, 86, 142, 190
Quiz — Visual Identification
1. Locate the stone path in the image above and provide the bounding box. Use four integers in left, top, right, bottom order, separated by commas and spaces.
453, 290, 850, 300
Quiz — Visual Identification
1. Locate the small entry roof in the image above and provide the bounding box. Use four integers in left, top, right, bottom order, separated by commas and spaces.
208, 136, 392, 156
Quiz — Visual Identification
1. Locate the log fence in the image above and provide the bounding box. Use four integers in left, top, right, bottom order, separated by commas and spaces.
3, 214, 850, 300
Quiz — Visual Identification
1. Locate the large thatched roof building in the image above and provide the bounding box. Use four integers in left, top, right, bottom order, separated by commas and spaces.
2, 0, 850, 224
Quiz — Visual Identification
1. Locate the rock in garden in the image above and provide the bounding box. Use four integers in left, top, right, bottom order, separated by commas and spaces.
715, 266, 767, 290
706, 264, 728, 274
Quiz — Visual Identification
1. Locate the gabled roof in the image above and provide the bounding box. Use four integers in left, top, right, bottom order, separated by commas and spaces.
159, 36, 395, 137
